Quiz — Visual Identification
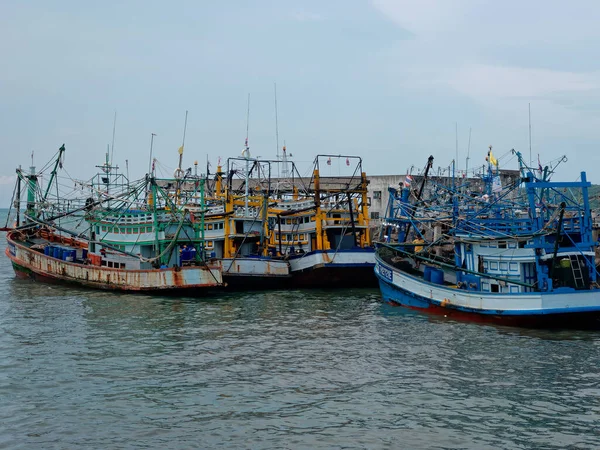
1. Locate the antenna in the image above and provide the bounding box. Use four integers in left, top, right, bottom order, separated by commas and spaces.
243, 94, 251, 215
465, 127, 472, 178
110, 110, 117, 165
274, 83, 280, 178
182, 110, 188, 149
178, 111, 188, 173
246, 93, 250, 148
455, 122, 459, 173
148, 133, 156, 175
528, 103, 532, 167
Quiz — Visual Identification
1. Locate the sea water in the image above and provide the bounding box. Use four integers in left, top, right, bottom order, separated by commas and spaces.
1, 210, 599, 449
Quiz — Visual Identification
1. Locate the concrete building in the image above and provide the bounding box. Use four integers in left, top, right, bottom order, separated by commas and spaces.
365, 169, 521, 227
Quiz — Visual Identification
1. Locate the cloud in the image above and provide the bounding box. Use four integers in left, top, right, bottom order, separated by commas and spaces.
372, 0, 476, 33
446, 65, 600, 100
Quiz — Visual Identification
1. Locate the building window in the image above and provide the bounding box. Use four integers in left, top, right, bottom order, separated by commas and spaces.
370, 212, 380, 219
373, 191, 382, 200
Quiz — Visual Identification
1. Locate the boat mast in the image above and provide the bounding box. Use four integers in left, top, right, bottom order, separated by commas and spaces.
403, 155, 434, 243
274, 83, 280, 180
244, 94, 250, 216
25, 151, 37, 220
42, 144, 65, 203
148, 133, 156, 176
15, 166, 22, 227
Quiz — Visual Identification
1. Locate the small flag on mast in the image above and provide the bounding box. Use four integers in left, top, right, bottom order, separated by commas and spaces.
487, 146, 498, 166
327, 157, 332, 165
346, 157, 350, 166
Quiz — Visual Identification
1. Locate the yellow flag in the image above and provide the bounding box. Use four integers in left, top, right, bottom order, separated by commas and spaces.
178, 145, 184, 155
487, 146, 498, 166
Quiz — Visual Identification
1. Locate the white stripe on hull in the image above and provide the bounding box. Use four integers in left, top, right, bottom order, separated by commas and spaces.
289, 250, 375, 273
375, 256, 600, 314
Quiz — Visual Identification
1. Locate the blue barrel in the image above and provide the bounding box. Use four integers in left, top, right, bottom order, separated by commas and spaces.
430, 268, 444, 285
82, 249, 88, 259
64, 249, 76, 262
53, 247, 61, 259
210, 251, 216, 258
181, 248, 190, 261
44, 246, 51, 256
423, 266, 432, 282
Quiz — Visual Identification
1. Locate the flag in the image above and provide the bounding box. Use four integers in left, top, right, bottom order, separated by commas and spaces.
492, 176, 502, 192
178, 145, 184, 155
327, 157, 332, 165
404, 174, 413, 187
346, 158, 350, 166
245, 137, 248, 147
487, 147, 498, 166
538, 154, 543, 173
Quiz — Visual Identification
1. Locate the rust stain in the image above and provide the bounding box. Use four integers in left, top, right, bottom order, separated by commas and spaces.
172, 268, 184, 287
6, 232, 223, 292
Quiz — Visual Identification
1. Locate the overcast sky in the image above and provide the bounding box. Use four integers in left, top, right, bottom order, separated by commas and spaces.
2, 0, 600, 206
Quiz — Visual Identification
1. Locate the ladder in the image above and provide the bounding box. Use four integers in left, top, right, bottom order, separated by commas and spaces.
569, 254, 586, 289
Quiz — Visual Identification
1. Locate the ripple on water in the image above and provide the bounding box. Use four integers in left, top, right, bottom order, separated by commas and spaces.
1, 228, 600, 449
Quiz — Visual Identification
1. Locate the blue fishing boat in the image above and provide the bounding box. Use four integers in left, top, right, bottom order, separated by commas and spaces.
375, 152, 600, 327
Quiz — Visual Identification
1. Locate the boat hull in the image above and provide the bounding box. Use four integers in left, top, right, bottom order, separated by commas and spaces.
6, 234, 223, 295
288, 248, 377, 288
220, 257, 291, 290
375, 256, 600, 328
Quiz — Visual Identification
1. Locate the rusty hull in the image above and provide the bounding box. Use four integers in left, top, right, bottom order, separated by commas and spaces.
6, 231, 223, 293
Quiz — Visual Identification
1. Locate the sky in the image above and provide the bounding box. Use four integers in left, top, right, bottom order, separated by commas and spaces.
2, 0, 600, 206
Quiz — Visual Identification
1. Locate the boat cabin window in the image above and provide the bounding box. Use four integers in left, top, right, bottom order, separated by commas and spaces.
491, 284, 499, 293
498, 242, 507, 249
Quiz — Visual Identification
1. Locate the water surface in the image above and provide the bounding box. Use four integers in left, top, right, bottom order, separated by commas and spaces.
1, 217, 600, 448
